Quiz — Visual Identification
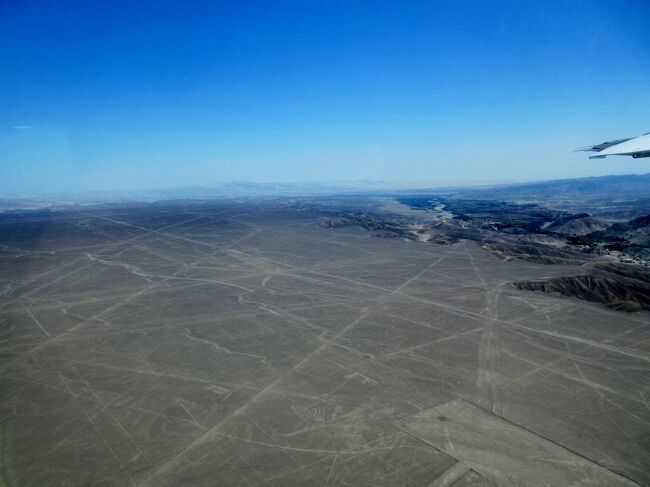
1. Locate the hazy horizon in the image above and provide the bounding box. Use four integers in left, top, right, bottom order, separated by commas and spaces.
3, 172, 650, 201
0, 176, 526, 198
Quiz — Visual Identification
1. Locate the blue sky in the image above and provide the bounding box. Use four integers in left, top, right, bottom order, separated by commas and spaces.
1, 0, 649, 194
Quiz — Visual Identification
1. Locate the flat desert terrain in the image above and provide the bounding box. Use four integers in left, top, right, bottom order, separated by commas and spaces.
1, 199, 649, 486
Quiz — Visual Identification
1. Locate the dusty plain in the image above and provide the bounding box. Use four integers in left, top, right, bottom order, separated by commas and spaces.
0, 198, 649, 486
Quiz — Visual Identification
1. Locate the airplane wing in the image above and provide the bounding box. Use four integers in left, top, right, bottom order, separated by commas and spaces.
579, 133, 650, 159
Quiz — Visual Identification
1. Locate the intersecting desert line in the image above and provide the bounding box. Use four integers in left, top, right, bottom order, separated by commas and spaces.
1, 200, 649, 486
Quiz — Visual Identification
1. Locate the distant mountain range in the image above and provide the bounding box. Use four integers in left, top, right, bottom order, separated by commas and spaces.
1, 173, 649, 211
0, 180, 396, 210
0, 179, 503, 210
446, 173, 650, 202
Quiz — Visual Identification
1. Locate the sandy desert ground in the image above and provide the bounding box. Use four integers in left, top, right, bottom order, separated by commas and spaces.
1, 199, 649, 486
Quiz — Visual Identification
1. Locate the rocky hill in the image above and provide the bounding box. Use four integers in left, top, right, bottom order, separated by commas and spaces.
512, 262, 650, 312
545, 213, 607, 236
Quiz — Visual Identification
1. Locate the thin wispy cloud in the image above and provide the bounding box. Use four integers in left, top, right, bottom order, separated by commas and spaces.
13, 125, 32, 130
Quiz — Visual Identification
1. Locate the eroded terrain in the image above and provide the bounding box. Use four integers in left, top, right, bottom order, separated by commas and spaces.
1, 198, 649, 486
318, 195, 650, 310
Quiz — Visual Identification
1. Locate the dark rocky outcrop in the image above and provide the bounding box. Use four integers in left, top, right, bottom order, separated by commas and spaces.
511, 263, 650, 312
546, 213, 607, 236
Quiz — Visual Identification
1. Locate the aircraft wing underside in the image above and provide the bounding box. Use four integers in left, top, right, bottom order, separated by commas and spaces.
579, 133, 650, 159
